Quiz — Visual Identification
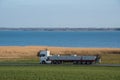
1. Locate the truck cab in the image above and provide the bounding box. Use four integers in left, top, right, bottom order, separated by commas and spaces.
39, 50, 51, 64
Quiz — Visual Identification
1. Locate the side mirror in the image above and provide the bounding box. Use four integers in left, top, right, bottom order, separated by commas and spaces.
37, 51, 40, 57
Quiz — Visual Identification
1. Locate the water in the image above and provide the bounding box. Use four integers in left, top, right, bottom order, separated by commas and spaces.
0, 31, 120, 48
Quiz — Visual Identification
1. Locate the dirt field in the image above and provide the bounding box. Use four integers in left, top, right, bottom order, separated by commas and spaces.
0, 46, 120, 64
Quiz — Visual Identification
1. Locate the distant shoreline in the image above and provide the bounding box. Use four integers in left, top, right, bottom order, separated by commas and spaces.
0, 28, 120, 31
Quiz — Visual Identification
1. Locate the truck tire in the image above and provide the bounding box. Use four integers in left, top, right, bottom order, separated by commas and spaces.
73, 61, 78, 64
86, 61, 90, 65
52, 61, 57, 64
51, 61, 54, 64
57, 61, 61, 64
42, 61, 46, 64
80, 62, 82, 64
90, 62, 92, 64
82, 62, 86, 64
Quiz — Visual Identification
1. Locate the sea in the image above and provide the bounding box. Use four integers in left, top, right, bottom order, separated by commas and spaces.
0, 30, 120, 48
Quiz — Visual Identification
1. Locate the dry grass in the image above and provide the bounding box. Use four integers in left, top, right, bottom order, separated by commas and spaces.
0, 46, 120, 64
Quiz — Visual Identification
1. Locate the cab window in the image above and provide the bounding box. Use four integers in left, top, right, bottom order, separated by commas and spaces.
40, 54, 45, 57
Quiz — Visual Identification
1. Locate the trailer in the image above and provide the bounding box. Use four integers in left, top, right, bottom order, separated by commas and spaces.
39, 50, 101, 64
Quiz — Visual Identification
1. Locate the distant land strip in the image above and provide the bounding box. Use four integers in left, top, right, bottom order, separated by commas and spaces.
0, 28, 120, 31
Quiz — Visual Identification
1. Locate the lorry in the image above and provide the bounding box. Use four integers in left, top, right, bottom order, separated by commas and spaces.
39, 50, 101, 64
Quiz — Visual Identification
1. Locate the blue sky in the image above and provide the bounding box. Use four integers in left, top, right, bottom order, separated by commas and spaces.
0, 0, 120, 28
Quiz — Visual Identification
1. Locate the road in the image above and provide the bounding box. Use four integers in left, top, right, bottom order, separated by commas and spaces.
0, 63, 120, 67
92, 64, 120, 67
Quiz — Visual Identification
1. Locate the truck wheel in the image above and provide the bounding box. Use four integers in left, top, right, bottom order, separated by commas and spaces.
90, 62, 92, 64
76, 61, 79, 64
42, 61, 46, 64
73, 61, 77, 64
82, 62, 86, 64
86, 62, 90, 65
51, 61, 54, 64
53, 61, 57, 64
57, 61, 61, 64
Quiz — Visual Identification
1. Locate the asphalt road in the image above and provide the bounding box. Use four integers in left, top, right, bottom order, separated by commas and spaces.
0, 63, 120, 67
92, 64, 120, 67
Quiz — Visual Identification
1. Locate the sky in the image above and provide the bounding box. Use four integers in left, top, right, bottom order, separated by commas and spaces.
0, 0, 120, 28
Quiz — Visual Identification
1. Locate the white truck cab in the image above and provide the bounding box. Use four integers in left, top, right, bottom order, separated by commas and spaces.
39, 50, 51, 64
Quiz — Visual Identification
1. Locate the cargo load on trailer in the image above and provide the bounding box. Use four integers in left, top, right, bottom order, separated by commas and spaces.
39, 49, 101, 64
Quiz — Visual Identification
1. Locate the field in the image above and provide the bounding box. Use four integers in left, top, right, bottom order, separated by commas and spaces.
0, 65, 119, 80
0, 46, 120, 80
0, 46, 120, 64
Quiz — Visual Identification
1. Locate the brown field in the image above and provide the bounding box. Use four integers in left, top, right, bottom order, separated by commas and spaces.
0, 46, 120, 64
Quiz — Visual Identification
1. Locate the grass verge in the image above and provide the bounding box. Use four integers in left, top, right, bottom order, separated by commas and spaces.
0, 65, 119, 80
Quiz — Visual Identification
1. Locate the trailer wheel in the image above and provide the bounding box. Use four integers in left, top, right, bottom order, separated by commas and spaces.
80, 62, 82, 64
73, 61, 78, 64
57, 61, 61, 64
51, 61, 54, 64
82, 62, 86, 64
73, 61, 76, 64
86, 62, 90, 65
90, 62, 93, 64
